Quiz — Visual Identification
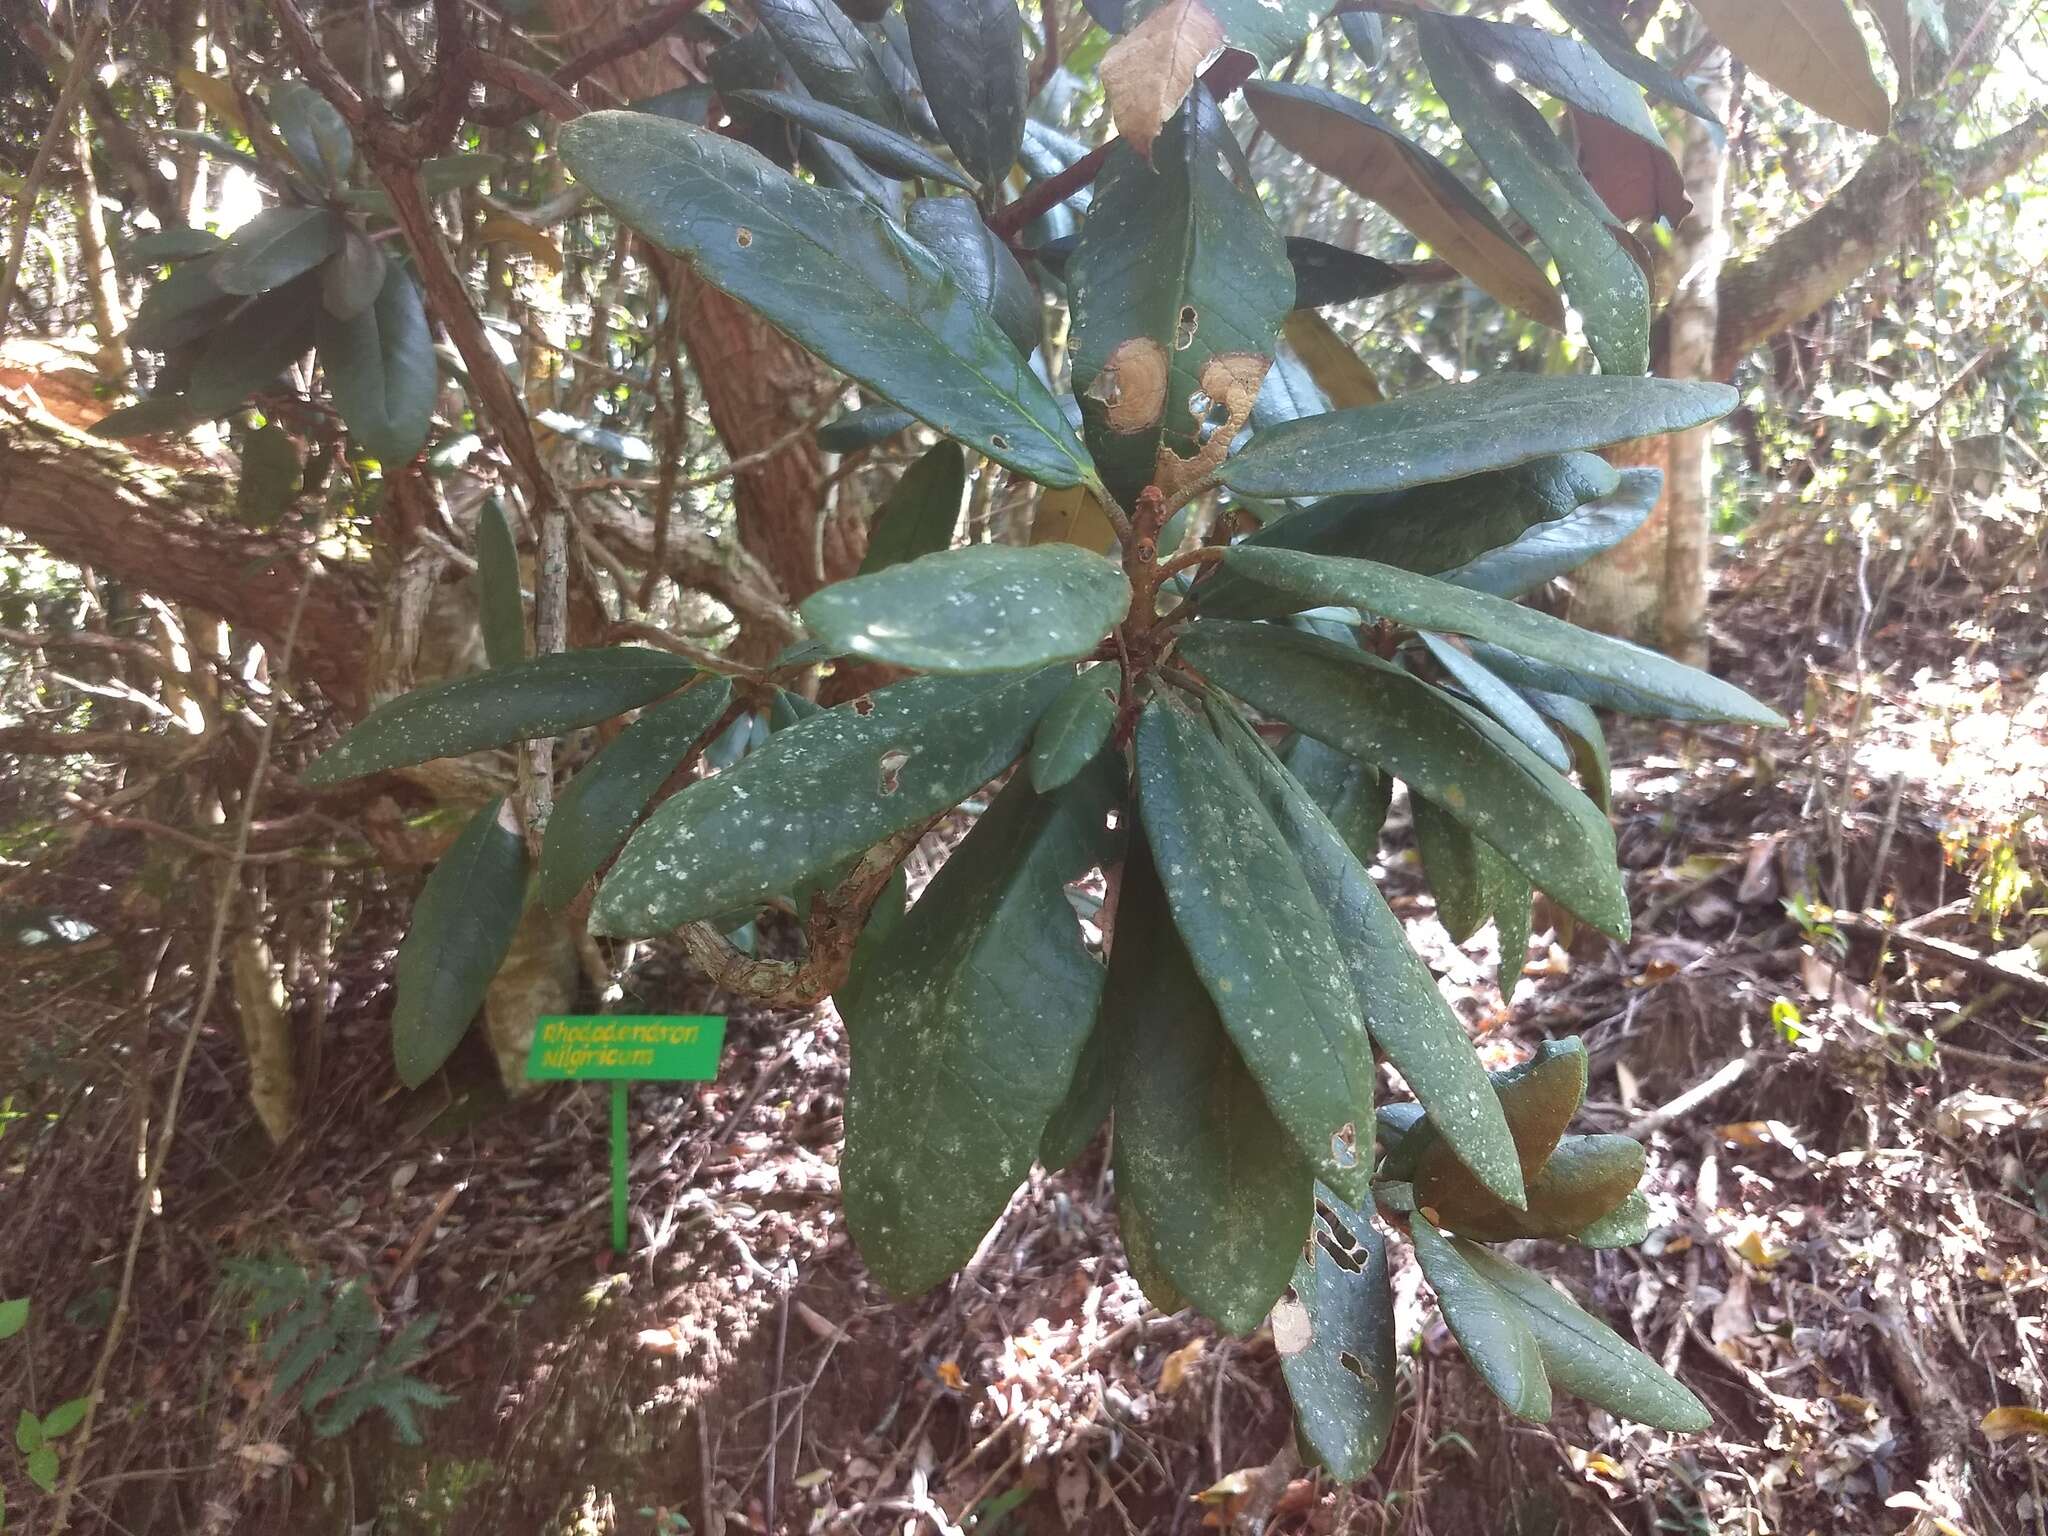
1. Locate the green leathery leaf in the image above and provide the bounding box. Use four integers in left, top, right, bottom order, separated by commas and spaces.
1214, 548, 1785, 728
1442, 467, 1663, 599
476, 496, 525, 669
819, 404, 916, 453
1520, 687, 1611, 812
1111, 844, 1312, 1333
1206, 700, 1524, 1210
318, 261, 437, 466
1199, 455, 1620, 617
1420, 1133, 1644, 1242
1428, 13, 1685, 217
126, 261, 226, 370
1468, 640, 1761, 728
1339, 9, 1384, 66
1221, 375, 1735, 500
133, 226, 227, 261
769, 687, 824, 731
903, 0, 1028, 187
873, 10, 944, 140
1409, 1213, 1551, 1421
801, 544, 1128, 674
861, 442, 965, 575
1029, 664, 1121, 793
1419, 16, 1650, 376
1419, 632, 1571, 774
1385, 1037, 1588, 1186
752, 0, 911, 134
836, 864, 908, 1020
1193, 0, 1320, 68
1550, 0, 1718, 126
1136, 694, 1373, 1191
0, 1298, 28, 1340
905, 197, 1040, 357
1068, 86, 1293, 508
212, 206, 346, 296
559, 112, 1094, 489
1573, 1188, 1650, 1248
1285, 236, 1404, 311
271, 80, 354, 188
843, 758, 1121, 1295
1284, 1186, 1397, 1481
1413, 792, 1513, 944
538, 678, 734, 911
304, 648, 697, 785
1496, 862, 1533, 991
1119, 1193, 1190, 1316
1280, 732, 1389, 866
706, 23, 809, 167
236, 422, 302, 525
1241, 81, 1565, 330
1180, 623, 1628, 935
1453, 1238, 1711, 1431
728, 90, 974, 190
392, 798, 529, 1088
320, 225, 387, 321
593, 667, 1066, 934
1038, 983, 1119, 1172
184, 279, 318, 416
130, 258, 233, 350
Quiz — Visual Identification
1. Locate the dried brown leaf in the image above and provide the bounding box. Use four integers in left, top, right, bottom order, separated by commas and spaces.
1101, 0, 1224, 160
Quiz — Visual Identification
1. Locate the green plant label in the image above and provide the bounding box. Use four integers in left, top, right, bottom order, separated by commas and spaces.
526, 1016, 726, 1081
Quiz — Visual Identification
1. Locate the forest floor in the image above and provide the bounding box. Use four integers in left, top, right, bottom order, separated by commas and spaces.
3, 512, 2046, 1536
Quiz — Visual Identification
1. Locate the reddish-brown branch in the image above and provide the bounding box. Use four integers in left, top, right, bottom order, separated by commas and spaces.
470, 48, 586, 123
990, 48, 1262, 238
553, 0, 706, 91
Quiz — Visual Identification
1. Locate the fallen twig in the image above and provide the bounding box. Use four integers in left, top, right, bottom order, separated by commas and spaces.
1836, 911, 2048, 1003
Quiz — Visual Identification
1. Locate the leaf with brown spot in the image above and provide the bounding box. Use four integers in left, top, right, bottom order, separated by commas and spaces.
1087, 337, 1170, 434
1100, 0, 1225, 160
1155, 351, 1267, 501
1688, 0, 1890, 136
1069, 87, 1291, 507
1243, 81, 1565, 330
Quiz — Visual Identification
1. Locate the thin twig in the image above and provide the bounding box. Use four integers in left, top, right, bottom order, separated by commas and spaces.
48, 571, 316, 1535
0, 7, 108, 324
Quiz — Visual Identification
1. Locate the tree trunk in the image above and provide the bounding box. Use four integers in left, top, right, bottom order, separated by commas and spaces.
69, 113, 128, 384
1571, 43, 1731, 647
1656, 52, 1733, 668
1573, 79, 2048, 647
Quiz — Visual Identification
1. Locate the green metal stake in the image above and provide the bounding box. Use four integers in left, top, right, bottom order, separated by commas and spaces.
610, 1079, 629, 1252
